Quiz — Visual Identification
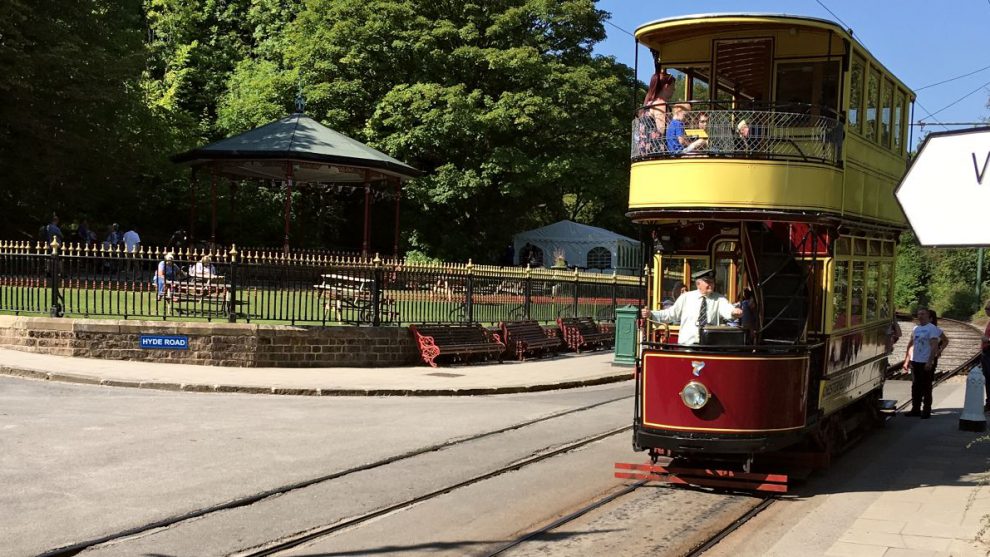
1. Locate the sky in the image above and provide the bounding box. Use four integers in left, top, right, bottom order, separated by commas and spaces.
593, 0, 990, 134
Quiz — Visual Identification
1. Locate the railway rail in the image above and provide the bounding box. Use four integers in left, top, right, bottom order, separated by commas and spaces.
38, 393, 632, 557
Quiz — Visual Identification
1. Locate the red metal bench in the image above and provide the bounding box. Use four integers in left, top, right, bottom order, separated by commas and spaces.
499, 320, 562, 361
557, 316, 613, 353
409, 323, 505, 367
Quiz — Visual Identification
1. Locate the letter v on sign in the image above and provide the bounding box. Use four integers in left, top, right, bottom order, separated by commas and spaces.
895, 127, 990, 247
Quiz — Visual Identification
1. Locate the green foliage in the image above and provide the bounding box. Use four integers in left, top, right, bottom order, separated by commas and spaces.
894, 230, 930, 313
895, 230, 989, 319
2, 0, 635, 257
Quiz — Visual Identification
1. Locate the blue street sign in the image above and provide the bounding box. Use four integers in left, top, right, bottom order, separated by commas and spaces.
139, 335, 189, 350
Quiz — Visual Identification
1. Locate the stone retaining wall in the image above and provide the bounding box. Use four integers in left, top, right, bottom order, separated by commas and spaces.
0, 316, 420, 367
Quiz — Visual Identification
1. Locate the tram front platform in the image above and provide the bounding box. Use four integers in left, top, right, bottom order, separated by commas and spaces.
0, 347, 630, 396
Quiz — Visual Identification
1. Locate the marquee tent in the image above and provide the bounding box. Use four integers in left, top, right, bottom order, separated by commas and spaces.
512, 220, 642, 275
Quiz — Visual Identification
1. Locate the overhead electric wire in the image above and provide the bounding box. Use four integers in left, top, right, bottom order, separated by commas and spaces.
915, 63, 990, 91
914, 100, 949, 131
921, 78, 990, 119
604, 18, 634, 38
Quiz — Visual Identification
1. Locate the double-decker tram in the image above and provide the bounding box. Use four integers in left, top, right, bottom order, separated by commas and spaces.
625, 14, 914, 483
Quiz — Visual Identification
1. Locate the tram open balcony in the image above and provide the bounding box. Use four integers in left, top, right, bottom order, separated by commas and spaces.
631, 101, 842, 165
623, 101, 898, 223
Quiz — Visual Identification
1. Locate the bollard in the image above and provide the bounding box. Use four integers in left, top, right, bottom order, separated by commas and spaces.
959, 365, 987, 432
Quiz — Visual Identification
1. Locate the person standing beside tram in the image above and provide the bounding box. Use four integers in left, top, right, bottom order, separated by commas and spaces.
981, 300, 990, 411
641, 269, 742, 345
902, 308, 949, 419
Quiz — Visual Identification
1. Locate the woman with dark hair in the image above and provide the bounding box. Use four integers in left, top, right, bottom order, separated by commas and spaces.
637, 72, 677, 154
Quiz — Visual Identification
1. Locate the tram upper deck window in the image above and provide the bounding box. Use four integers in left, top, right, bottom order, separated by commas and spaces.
865, 67, 880, 142
775, 61, 840, 115
893, 89, 906, 153
880, 78, 893, 147
850, 261, 865, 326
848, 55, 865, 133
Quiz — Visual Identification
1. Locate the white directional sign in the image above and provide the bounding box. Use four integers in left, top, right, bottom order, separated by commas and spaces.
895, 127, 990, 247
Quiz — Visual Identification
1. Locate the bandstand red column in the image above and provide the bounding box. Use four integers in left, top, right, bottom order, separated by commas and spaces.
362, 170, 372, 258
283, 163, 294, 253
210, 170, 217, 245
189, 169, 198, 242
393, 178, 401, 258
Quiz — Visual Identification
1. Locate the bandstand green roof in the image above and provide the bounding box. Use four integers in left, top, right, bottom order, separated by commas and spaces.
171, 112, 419, 183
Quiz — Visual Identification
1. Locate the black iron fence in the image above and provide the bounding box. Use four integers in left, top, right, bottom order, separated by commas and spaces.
0, 241, 645, 326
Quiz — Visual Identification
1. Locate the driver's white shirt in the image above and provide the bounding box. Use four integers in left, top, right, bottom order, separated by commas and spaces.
649, 289, 735, 345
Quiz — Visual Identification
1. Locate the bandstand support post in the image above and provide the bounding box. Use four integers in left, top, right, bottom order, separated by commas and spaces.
393, 178, 401, 258
189, 169, 198, 242
283, 163, 294, 254
210, 169, 217, 245
362, 170, 372, 258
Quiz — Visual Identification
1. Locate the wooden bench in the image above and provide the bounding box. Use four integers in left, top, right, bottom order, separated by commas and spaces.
557, 316, 613, 353
500, 320, 561, 360
409, 323, 505, 367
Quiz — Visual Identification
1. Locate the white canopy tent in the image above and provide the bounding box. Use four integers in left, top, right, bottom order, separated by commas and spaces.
513, 220, 643, 275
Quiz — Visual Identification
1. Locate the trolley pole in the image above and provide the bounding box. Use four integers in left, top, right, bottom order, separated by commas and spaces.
978, 248, 985, 304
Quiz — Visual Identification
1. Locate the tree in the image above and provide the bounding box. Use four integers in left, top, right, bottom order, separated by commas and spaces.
218, 0, 636, 260
0, 0, 180, 239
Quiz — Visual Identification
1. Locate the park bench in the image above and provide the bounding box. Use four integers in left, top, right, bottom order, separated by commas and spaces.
314, 274, 398, 323
409, 323, 505, 367
499, 320, 562, 361
557, 316, 613, 353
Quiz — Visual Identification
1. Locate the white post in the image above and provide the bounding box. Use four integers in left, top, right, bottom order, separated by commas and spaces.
959, 365, 987, 432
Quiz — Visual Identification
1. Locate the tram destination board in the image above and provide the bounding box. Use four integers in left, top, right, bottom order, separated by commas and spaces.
895, 126, 990, 247
139, 335, 189, 350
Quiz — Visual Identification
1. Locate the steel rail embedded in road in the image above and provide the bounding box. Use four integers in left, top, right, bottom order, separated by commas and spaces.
238, 425, 633, 557
37, 393, 633, 557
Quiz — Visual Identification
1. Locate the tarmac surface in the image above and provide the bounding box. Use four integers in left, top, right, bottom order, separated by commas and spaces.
0, 347, 630, 396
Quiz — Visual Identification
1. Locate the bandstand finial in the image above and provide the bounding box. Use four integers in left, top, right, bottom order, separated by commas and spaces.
294, 81, 306, 114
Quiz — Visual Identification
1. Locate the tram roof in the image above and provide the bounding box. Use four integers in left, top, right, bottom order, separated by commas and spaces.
635, 13, 913, 97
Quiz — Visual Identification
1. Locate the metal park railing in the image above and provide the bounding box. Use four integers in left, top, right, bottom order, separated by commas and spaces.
0, 241, 645, 326
631, 101, 842, 165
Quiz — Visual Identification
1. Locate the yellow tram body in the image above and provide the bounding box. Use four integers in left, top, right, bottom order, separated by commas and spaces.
628, 14, 914, 459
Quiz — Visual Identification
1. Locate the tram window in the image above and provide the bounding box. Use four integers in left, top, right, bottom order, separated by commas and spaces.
866, 262, 879, 321
893, 89, 905, 153
882, 241, 895, 257
687, 258, 708, 281
832, 261, 849, 329
692, 74, 711, 101
853, 238, 868, 255
880, 78, 893, 148
848, 55, 865, 133
775, 61, 840, 115
850, 262, 865, 326
865, 67, 880, 142
834, 238, 850, 256
659, 257, 687, 306
868, 240, 881, 257
664, 68, 690, 103
879, 263, 892, 318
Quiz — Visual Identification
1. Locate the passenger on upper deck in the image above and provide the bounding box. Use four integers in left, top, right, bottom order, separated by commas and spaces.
666, 104, 707, 154
641, 269, 742, 345
637, 72, 676, 154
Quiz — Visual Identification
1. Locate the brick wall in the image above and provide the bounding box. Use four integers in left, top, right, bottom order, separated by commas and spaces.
0, 316, 420, 367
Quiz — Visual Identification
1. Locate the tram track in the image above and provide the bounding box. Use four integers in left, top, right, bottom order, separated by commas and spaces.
37, 392, 633, 557
483, 319, 986, 557
237, 425, 632, 556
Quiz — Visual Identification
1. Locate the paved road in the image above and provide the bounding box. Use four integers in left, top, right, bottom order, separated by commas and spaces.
0, 376, 635, 556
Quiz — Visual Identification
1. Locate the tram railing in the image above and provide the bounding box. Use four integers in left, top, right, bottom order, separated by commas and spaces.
631, 101, 842, 166
0, 241, 645, 326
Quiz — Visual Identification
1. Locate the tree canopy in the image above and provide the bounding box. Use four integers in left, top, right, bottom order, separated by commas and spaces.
1, 0, 636, 260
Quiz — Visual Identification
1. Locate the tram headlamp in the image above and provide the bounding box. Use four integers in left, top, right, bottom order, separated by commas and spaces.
679, 381, 710, 410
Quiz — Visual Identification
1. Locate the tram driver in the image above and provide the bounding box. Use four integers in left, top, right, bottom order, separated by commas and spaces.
641, 269, 742, 345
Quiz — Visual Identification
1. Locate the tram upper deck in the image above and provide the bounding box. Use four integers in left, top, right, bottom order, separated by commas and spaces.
628, 14, 915, 228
